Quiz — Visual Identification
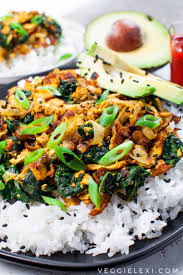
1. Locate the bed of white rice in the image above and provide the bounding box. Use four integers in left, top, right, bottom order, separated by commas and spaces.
0, 101, 182, 257
0, 17, 84, 77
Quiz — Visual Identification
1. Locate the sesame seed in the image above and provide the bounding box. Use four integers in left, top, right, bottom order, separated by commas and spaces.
164, 179, 171, 183
151, 221, 155, 224
74, 213, 76, 217
3, 205, 7, 210
153, 154, 158, 157
20, 246, 25, 249
23, 215, 28, 218
26, 204, 30, 210
120, 72, 123, 78
66, 213, 71, 216
110, 79, 113, 83
121, 79, 124, 84
60, 217, 64, 220
3, 236, 8, 242
133, 80, 139, 83
2, 224, 8, 228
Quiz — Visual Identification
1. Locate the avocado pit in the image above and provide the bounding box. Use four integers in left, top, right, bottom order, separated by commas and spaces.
106, 19, 143, 52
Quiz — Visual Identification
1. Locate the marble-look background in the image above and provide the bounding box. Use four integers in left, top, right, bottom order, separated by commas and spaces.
0, 0, 183, 274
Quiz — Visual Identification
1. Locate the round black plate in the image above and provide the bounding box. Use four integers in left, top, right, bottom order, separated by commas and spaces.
0, 68, 183, 271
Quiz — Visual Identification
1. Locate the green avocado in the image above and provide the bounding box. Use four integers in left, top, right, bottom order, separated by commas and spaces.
78, 45, 183, 104
85, 11, 170, 69
78, 53, 156, 98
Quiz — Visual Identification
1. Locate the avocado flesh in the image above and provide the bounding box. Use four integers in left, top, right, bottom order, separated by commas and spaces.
86, 44, 183, 105
85, 11, 170, 69
78, 53, 155, 98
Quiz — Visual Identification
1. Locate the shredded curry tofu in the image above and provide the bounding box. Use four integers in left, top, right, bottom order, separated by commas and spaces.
0, 68, 183, 216
0, 11, 61, 62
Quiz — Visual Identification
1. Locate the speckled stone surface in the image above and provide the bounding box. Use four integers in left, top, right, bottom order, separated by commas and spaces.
0, 0, 183, 274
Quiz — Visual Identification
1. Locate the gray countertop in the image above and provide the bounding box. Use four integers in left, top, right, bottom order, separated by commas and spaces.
0, 0, 183, 274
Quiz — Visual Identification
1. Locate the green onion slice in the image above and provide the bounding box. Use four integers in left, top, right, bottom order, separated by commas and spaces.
58, 53, 72, 62
37, 85, 60, 96
136, 115, 161, 129
99, 105, 119, 127
99, 172, 110, 194
42, 196, 66, 212
99, 140, 134, 166
15, 89, 30, 110
0, 180, 5, 191
87, 42, 97, 55
24, 148, 44, 165
19, 115, 54, 135
10, 22, 28, 37
0, 140, 6, 154
89, 177, 101, 209
31, 15, 44, 25
47, 122, 67, 149
54, 146, 86, 171
0, 14, 13, 21
96, 90, 109, 105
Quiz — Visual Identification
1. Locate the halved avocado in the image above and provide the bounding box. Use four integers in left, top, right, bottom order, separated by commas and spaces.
85, 11, 170, 69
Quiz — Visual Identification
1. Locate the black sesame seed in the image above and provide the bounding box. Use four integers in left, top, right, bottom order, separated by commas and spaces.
147, 84, 151, 87
23, 215, 28, 218
143, 209, 147, 212
164, 179, 171, 183
136, 153, 140, 157
3, 205, 7, 210
147, 15, 153, 21
74, 213, 76, 217
60, 217, 64, 220
66, 213, 71, 216
26, 204, 30, 210
133, 80, 139, 83
110, 79, 113, 83
117, 204, 121, 208
125, 109, 130, 113
142, 233, 145, 236
153, 154, 158, 157
3, 236, 8, 242
20, 245, 25, 249
151, 221, 155, 224
39, 101, 42, 104
121, 79, 124, 84
2, 224, 8, 228
91, 72, 98, 80
129, 229, 134, 235
14, 156, 17, 159
145, 188, 149, 191
120, 72, 123, 78
45, 203, 49, 206
122, 223, 124, 228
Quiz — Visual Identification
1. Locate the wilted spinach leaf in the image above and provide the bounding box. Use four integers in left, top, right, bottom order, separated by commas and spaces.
162, 132, 183, 167
57, 79, 76, 103
78, 123, 94, 140
81, 140, 109, 164
6, 118, 20, 132
23, 113, 34, 124
55, 163, 85, 197
22, 170, 45, 202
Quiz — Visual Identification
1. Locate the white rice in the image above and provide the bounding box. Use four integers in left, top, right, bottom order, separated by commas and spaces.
0, 100, 182, 257
0, 18, 84, 77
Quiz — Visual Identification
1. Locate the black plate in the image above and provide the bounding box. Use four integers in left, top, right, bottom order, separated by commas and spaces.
0, 69, 183, 271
